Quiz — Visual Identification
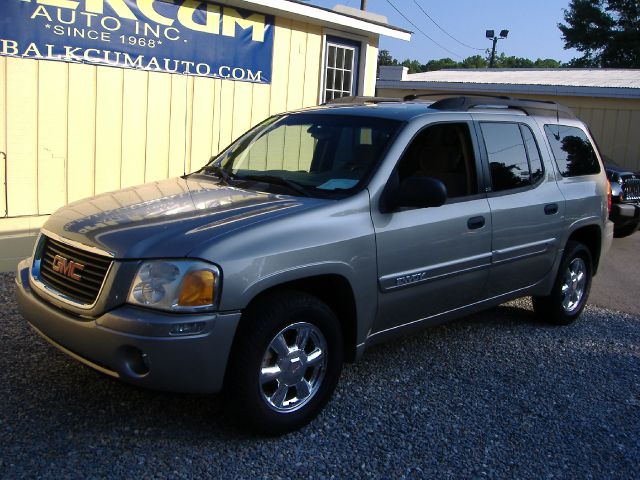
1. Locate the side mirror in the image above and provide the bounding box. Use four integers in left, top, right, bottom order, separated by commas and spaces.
390, 176, 448, 210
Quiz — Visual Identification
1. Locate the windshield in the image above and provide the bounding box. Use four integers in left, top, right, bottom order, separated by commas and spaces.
202, 113, 402, 197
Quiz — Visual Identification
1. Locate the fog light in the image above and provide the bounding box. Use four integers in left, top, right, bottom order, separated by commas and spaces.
121, 346, 150, 376
169, 322, 206, 336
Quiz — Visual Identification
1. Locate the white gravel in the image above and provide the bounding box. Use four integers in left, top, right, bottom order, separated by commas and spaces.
1, 272, 639, 479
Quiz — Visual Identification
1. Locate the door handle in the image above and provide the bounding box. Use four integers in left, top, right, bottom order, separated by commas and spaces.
544, 203, 559, 215
467, 216, 485, 230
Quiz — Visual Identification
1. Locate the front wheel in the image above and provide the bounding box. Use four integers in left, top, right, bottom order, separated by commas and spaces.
533, 241, 593, 325
225, 291, 343, 435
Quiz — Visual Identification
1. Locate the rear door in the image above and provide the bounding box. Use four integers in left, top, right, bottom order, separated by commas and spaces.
476, 119, 566, 297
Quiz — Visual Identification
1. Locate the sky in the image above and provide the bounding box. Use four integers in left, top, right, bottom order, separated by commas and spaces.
307, 0, 580, 64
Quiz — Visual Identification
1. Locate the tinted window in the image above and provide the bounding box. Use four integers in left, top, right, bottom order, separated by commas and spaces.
481, 123, 530, 191
544, 125, 600, 177
397, 123, 478, 199
520, 125, 544, 183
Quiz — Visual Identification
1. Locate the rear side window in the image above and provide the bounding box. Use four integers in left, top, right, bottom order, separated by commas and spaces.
481, 123, 531, 191
544, 125, 600, 177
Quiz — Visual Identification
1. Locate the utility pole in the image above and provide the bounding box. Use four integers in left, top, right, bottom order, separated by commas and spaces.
486, 29, 509, 68
489, 36, 498, 68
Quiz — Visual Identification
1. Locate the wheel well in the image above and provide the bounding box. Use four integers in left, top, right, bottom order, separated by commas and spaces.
568, 225, 602, 274
243, 275, 359, 362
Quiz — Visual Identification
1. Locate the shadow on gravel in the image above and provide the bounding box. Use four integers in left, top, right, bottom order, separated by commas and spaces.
9, 303, 539, 438
12, 350, 245, 438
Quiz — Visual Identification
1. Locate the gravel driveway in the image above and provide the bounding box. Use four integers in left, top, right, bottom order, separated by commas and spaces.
1, 272, 639, 479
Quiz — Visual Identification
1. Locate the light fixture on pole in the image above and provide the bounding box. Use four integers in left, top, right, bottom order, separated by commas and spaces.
486, 29, 509, 68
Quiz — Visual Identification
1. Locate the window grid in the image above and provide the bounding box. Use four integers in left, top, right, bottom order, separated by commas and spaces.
324, 44, 356, 102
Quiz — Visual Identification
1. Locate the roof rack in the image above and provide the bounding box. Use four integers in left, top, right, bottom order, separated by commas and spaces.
325, 94, 576, 119
427, 95, 576, 119
325, 96, 401, 105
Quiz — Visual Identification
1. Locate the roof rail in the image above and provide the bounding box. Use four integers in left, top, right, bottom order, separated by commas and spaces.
428, 95, 576, 119
403, 92, 512, 101
325, 96, 401, 105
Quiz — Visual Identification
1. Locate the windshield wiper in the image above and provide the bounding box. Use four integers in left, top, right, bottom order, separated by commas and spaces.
238, 174, 310, 197
200, 164, 234, 185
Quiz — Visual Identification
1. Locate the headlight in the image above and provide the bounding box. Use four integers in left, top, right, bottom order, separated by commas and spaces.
127, 260, 220, 312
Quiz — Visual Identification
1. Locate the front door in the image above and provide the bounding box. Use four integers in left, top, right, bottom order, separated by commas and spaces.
371, 122, 492, 335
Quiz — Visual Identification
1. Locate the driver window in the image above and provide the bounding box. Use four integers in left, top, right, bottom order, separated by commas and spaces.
397, 123, 478, 199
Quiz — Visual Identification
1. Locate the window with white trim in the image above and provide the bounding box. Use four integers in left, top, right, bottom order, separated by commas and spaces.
323, 37, 360, 102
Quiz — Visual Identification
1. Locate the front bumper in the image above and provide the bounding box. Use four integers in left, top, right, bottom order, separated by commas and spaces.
15, 259, 241, 393
610, 203, 640, 230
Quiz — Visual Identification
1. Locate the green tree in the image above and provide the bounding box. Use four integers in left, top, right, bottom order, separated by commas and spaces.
559, 0, 640, 67
378, 49, 398, 67
460, 55, 489, 69
534, 58, 563, 68
494, 54, 535, 68
423, 57, 459, 71
377, 52, 561, 74
401, 59, 424, 74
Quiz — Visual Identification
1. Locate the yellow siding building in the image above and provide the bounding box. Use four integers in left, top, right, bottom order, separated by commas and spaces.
0, 0, 409, 271
377, 67, 640, 172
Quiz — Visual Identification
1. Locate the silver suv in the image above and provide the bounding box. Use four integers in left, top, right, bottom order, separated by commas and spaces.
16, 96, 614, 434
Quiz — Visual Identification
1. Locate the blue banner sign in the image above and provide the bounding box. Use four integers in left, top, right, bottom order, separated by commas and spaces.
0, 0, 274, 83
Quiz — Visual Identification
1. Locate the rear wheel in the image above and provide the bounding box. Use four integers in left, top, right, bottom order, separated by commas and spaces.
532, 241, 593, 325
225, 291, 343, 435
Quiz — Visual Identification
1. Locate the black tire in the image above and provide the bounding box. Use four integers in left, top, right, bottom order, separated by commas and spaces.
225, 290, 343, 435
613, 222, 639, 238
532, 241, 593, 325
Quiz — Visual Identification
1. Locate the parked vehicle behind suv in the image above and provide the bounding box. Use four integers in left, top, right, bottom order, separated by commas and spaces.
16, 96, 613, 434
604, 159, 640, 237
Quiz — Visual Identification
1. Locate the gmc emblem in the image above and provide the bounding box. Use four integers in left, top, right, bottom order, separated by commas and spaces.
52, 255, 85, 281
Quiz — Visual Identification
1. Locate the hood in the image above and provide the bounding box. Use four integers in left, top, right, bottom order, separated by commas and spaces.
43, 175, 324, 259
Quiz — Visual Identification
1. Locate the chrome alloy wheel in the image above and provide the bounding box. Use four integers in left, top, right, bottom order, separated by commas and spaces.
259, 322, 327, 413
561, 257, 587, 314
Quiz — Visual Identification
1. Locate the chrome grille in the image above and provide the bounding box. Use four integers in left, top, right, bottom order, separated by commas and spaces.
622, 177, 640, 201
37, 236, 112, 306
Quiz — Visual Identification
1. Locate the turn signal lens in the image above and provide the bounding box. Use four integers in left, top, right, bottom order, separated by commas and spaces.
607, 181, 612, 215
178, 270, 215, 307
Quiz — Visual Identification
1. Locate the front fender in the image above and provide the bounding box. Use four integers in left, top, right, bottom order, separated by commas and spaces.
231, 260, 377, 354
238, 261, 357, 307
